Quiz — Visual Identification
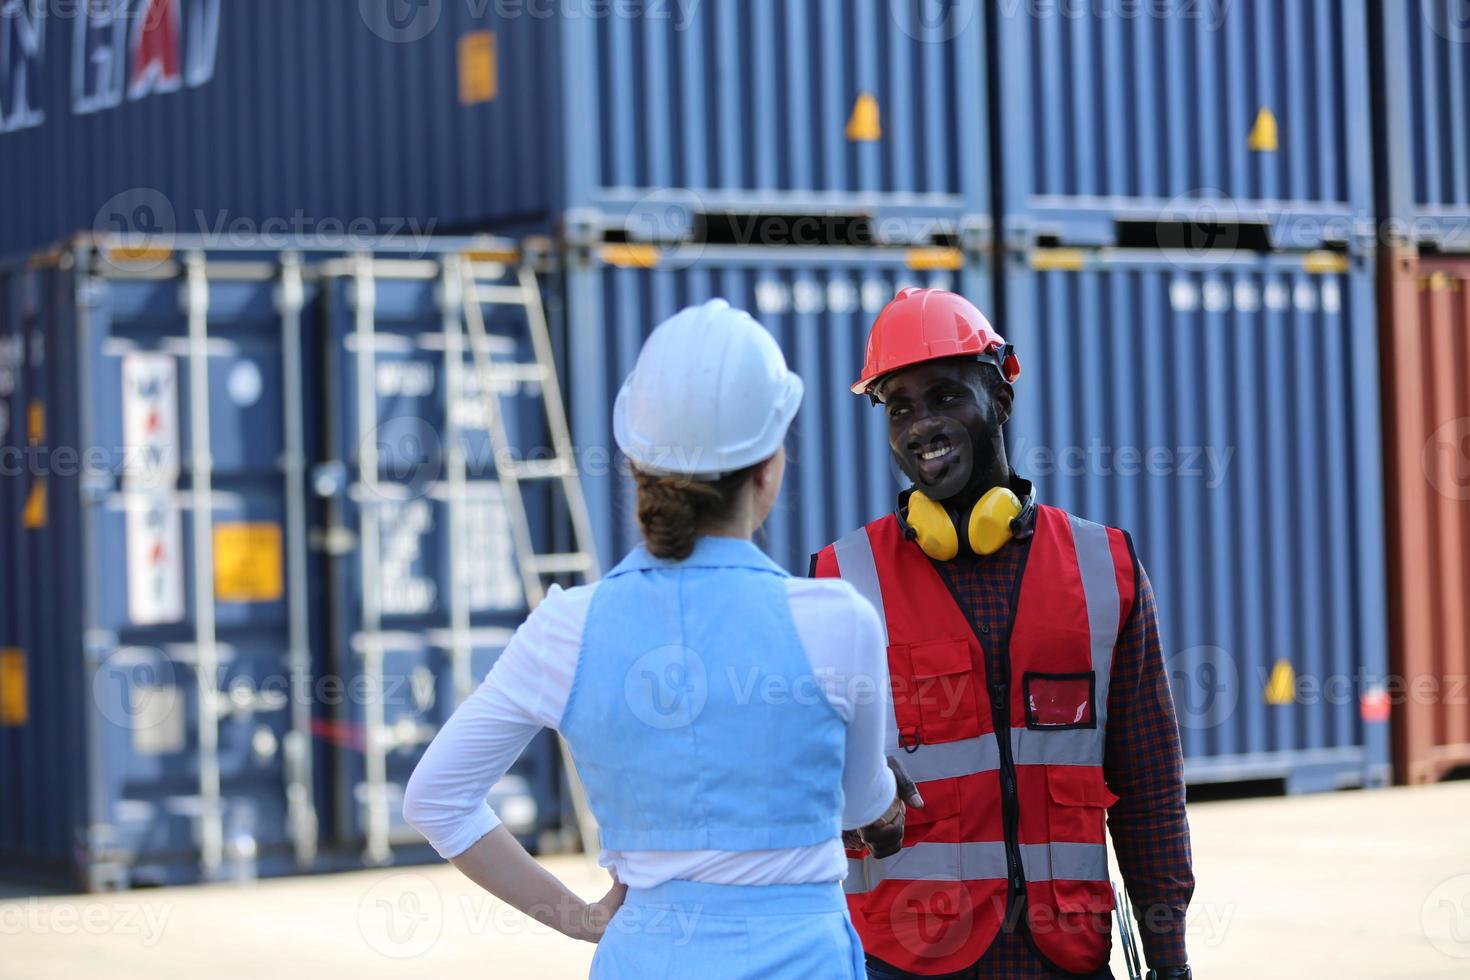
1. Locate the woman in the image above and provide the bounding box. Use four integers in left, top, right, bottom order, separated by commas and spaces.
402, 299, 906, 978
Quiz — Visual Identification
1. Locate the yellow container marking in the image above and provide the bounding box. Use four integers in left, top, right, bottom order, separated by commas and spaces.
213, 523, 284, 603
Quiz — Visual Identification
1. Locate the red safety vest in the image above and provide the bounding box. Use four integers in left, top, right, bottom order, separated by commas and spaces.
813, 504, 1136, 976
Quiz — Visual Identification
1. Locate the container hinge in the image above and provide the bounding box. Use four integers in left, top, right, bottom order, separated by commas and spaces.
76, 277, 106, 308
81, 471, 113, 504
84, 630, 120, 665
310, 525, 358, 556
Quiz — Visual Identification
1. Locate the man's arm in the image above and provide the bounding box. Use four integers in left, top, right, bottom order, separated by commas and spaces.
1103, 561, 1194, 972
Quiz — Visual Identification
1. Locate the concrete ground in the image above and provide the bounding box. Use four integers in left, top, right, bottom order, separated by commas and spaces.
2, 782, 1467, 979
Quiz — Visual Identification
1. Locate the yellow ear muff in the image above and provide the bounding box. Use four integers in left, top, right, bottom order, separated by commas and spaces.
968, 486, 1022, 556
906, 490, 959, 561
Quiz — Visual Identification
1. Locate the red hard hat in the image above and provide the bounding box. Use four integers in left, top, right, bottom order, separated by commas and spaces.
851, 288, 1020, 395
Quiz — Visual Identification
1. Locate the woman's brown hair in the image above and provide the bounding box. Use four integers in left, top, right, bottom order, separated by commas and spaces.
633, 464, 758, 561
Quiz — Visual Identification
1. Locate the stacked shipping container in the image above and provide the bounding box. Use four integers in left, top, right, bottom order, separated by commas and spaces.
0, 242, 565, 888
994, 0, 1391, 791
1372, 0, 1470, 785
0, 0, 986, 258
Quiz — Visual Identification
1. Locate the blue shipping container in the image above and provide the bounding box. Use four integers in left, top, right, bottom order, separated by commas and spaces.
0, 240, 560, 889
1373, 0, 1470, 251
1004, 246, 1391, 792
313, 251, 562, 863
996, 0, 1375, 250
0, 1, 987, 258
562, 243, 992, 573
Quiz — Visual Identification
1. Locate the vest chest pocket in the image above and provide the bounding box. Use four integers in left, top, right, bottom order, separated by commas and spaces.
906, 638, 981, 745
1023, 671, 1097, 730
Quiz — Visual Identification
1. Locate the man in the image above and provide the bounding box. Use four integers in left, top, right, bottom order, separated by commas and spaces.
813, 289, 1194, 979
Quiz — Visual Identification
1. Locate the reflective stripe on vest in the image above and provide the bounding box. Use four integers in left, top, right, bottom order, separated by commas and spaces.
830, 517, 1121, 772
1066, 513, 1121, 727
895, 726, 1104, 783
843, 841, 1109, 894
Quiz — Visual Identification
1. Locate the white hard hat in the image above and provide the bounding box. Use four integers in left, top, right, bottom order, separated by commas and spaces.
613, 299, 803, 479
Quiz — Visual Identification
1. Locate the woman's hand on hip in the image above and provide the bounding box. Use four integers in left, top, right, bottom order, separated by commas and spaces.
571, 874, 628, 943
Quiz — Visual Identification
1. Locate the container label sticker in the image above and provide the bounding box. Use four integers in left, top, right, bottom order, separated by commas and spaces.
463, 484, 523, 612
458, 30, 498, 106
22, 479, 46, 529
121, 352, 181, 486
131, 682, 187, 756
1168, 279, 1199, 312
1321, 281, 1341, 315
846, 91, 882, 141
1247, 107, 1279, 152
0, 648, 27, 726
126, 493, 186, 625
213, 522, 284, 603
379, 499, 438, 616
1264, 658, 1296, 706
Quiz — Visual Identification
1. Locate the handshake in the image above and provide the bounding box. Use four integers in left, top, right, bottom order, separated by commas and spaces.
843, 757, 925, 860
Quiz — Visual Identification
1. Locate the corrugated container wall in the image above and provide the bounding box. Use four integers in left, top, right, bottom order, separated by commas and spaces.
996, 0, 1374, 250
0, 243, 561, 889
563, 245, 990, 573
0, 1, 987, 258
1004, 248, 1391, 792
1379, 251, 1470, 784
1374, 1, 1470, 251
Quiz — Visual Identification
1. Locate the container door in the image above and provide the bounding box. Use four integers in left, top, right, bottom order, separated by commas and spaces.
316, 254, 560, 865
77, 252, 316, 887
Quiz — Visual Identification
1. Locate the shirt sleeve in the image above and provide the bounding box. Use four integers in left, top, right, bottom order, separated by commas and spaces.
789, 580, 897, 830
1103, 561, 1195, 970
401, 584, 588, 859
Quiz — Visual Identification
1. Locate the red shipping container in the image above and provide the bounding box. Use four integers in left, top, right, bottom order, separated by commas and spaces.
1380, 250, 1470, 784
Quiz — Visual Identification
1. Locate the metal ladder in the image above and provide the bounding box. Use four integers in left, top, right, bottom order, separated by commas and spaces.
457, 250, 601, 856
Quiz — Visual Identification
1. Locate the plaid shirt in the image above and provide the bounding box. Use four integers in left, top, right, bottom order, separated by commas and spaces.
833, 504, 1194, 978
